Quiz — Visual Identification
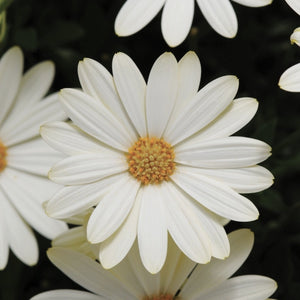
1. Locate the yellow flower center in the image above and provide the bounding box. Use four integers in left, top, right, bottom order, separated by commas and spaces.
127, 137, 176, 185
144, 294, 175, 300
0, 140, 7, 172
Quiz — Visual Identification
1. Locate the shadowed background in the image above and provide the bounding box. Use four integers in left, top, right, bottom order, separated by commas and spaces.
0, 0, 299, 299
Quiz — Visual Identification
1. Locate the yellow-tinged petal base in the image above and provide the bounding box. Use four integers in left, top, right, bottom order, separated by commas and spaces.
0, 140, 7, 172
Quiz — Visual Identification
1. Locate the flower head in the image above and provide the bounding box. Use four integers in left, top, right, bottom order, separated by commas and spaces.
30, 229, 277, 300
0, 46, 67, 269
115, 0, 272, 47
42, 51, 273, 273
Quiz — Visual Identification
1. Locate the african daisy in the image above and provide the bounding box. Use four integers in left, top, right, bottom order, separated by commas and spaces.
115, 0, 272, 47
31, 229, 277, 300
42, 51, 273, 273
0, 46, 67, 269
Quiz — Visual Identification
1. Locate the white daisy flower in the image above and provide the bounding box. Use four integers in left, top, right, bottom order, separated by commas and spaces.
30, 229, 277, 300
285, 0, 300, 15
0, 46, 68, 269
42, 51, 273, 273
115, 0, 272, 47
279, 28, 300, 92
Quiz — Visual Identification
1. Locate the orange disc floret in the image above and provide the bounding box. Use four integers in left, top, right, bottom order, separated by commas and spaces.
127, 137, 176, 185
0, 140, 7, 172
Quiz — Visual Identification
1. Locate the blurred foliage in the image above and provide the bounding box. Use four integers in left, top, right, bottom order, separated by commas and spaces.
0, 0, 299, 299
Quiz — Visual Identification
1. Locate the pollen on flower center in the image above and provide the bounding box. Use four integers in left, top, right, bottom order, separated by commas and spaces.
0, 140, 7, 172
127, 137, 176, 185
143, 294, 175, 300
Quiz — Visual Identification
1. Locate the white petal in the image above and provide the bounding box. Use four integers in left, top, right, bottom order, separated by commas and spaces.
164, 76, 239, 145
186, 97, 258, 142
166, 51, 201, 125
146, 52, 178, 138
0, 168, 67, 239
291, 27, 300, 47
115, 0, 166, 36
47, 248, 132, 299
7, 138, 62, 177
0, 188, 38, 266
109, 247, 147, 298
231, 0, 272, 7
190, 165, 274, 193
171, 167, 259, 221
112, 52, 147, 137
8, 61, 54, 115
159, 237, 195, 294
0, 46, 23, 126
196, 0, 238, 38
46, 173, 125, 219
199, 275, 277, 300
100, 189, 142, 269
78, 58, 137, 141
161, 0, 194, 47
87, 174, 140, 243
52, 226, 85, 248
285, 0, 300, 15
0, 189, 9, 269
49, 153, 128, 185
138, 185, 168, 274
180, 229, 254, 299
175, 137, 271, 168
190, 203, 230, 259
126, 239, 161, 296
279, 62, 300, 92
162, 182, 211, 263
40, 121, 110, 155
30, 290, 104, 300
1, 93, 67, 147
60, 89, 134, 151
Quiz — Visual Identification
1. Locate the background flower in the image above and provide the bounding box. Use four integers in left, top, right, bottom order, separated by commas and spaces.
0, 46, 67, 270
30, 229, 277, 300
115, 0, 272, 47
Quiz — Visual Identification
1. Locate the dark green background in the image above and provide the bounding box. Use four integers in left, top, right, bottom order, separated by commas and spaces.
0, 0, 299, 299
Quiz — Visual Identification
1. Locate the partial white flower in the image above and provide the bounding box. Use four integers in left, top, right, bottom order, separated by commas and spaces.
285, 0, 300, 15
115, 0, 272, 47
42, 51, 273, 273
279, 28, 300, 92
30, 229, 277, 300
290, 27, 300, 46
0, 46, 68, 269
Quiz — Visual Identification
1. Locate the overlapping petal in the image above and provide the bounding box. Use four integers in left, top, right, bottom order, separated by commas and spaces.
164, 75, 239, 145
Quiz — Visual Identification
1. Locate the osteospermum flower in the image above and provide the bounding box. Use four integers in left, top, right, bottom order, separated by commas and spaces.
0, 46, 67, 269
115, 0, 272, 47
42, 51, 273, 273
30, 229, 277, 300
285, 0, 300, 15
279, 28, 300, 92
